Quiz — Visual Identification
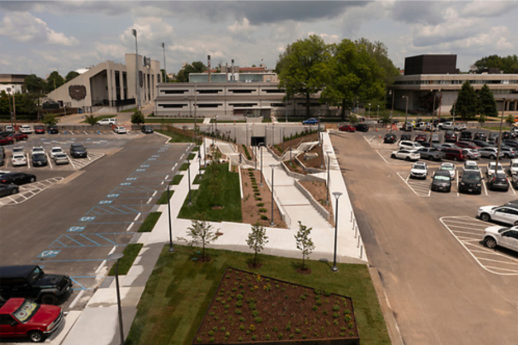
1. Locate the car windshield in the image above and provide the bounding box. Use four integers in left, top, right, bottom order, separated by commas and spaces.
463, 173, 480, 182
441, 166, 453, 171
33, 153, 45, 159
12, 300, 39, 323
512, 163, 518, 168
434, 175, 450, 181
414, 165, 425, 169
498, 228, 510, 234
28, 267, 43, 284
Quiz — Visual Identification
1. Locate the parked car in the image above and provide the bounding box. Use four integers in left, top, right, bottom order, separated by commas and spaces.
488, 132, 500, 143
464, 149, 481, 160
431, 133, 440, 143
7, 133, 27, 141
511, 175, 518, 190
488, 172, 509, 192
439, 162, 456, 179
18, 125, 32, 134
478, 204, 518, 226
0, 136, 14, 145
431, 170, 452, 192
391, 149, 420, 161
442, 148, 467, 161
11, 154, 27, 167
473, 139, 492, 148
474, 132, 487, 141
479, 147, 504, 159
47, 126, 59, 134
31, 146, 45, 155
31, 153, 48, 167
0, 298, 64, 343
501, 147, 516, 158
482, 226, 518, 252
487, 162, 505, 178
503, 140, 518, 149
455, 141, 480, 150
400, 133, 412, 141
460, 131, 473, 141
4, 125, 13, 133
0, 172, 36, 185
0, 183, 18, 197
510, 158, 518, 175
354, 123, 369, 132
401, 122, 413, 131
34, 126, 45, 134
462, 160, 480, 173
418, 147, 445, 161
141, 125, 154, 134
0, 265, 72, 305
70, 144, 87, 158
410, 162, 428, 179
0, 146, 4, 159
459, 170, 482, 194
53, 153, 69, 165
50, 147, 64, 159
444, 131, 457, 142
97, 118, 117, 126
399, 140, 423, 150
414, 134, 427, 143
383, 133, 396, 143
438, 143, 459, 150
113, 126, 127, 134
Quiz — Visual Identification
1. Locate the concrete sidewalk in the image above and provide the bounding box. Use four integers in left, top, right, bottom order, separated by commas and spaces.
58, 132, 366, 344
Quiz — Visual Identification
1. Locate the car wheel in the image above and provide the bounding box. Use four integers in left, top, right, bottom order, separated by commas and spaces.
28, 330, 44, 343
480, 213, 491, 222
490, 155, 496, 159
30, 177, 35, 183
447, 187, 451, 193
484, 237, 497, 249
453, 157, 458, 161
40, 294, 58, 305
11, 188, 18, 194
391, 154, 396, 159
405, 156, 410, 161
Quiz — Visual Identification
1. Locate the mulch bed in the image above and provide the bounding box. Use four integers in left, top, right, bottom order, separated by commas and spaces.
193, 268, 359, 344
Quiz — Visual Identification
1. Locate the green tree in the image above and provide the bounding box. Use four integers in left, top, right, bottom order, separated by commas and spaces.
474, 54, 518, 74
84, 115, 98, 126
23, 74, 47, 94
131, 110, 145, 125
354, 38, 400, 86
184, 219, 219, 261
46, 71, 64, 92
477, 84, 498, 117
454, 81, 478, 120
65, 71, 80, 83
276, 35, 331, 118
41, 113, 58, 126
478, 114, 487, 125
506, 114, 515, 127
175, 61, 207, 82
246, 222, 269, 268
294, 221, 315, 271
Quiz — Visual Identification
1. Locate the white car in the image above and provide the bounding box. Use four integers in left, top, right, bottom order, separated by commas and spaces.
439, 162, 456, 179
114, 126, 127, 134
50, 147, 64, 159
12, 147, 25, 155
510, 159, 518, 175
486, 162, 504, 178
32, 146, 45, 155
483, 226, 518, 252
11, 154, 27, 166
398, 140, 423, 150
19, 125, 32, 134
462, 161, 480, 173
53, 153, 69, 165
410, 162, 428, 179
97, 118, 117, 126
4, 125, 14, 133
478, 204, 518, 226
391, 149, 420, 161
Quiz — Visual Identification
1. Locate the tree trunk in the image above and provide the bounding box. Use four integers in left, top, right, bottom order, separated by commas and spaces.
254, 251, 257, 266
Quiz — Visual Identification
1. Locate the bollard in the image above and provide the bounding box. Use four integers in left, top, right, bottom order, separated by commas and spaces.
350, 211, 353, 222
355, 226, 358, 239
359, 245, 363, 259
357, 235, 360, 248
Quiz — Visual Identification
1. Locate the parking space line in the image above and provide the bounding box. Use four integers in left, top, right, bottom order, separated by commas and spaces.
510, 181, 516, 195
147, 197, 153, 204
69, 290, 85, 309
80, 234, 101, 246
376, 150, 389, 164
26, 153, 31, 169
151, 191, 157, 197
134, 213, 141, 221
397, 172, 425, 197
126, 222, 135, 231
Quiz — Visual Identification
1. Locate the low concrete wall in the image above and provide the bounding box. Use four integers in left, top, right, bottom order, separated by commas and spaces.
294, 180, 330, 222
295, 154, 325, 174
280, 162, 325, 182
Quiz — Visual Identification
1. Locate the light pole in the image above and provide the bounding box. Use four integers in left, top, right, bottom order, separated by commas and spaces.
496, 98, 506, 172
270, 164, 276, 227
368, 103, 371, 118
402, 96, 409, 123
187, 154, 192, 206
132, 29, 140, 110
107, 252, 125, 345
6, 87, 13, 129
167, 182, 174, 253
331, 192, 342, 272
194, 84, 197, 144
161, 42, 167, 83
376, 105, 379, 124
326, 151, 332, 205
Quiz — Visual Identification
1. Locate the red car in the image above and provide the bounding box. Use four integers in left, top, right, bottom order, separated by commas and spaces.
10, 133, 28, 141
338, 125, 356, 132
455, 141, 480, 150
0, 298, 64, 343
414, 134, 427, 142
0, 136, 14, 145
34, 126, 45, 134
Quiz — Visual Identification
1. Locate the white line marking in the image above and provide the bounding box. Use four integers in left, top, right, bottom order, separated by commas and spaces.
126, 222, 135, 231
510, 180, 516, 195
376, 150, 389, 164
396, 172, 426, 197
180, 154, 185, 160
161, 181, 164, 185
95, 261, 107, 274
69, 290, 85, 309
477, 257, 518, 266
134, 213, 141, 221
165, 175, 169, 180
108, 246, 117, 255
26, 153, 31, 169
151, 191, 157, 197
68, 155, 76, 169
84, 131, 88, 135
47, 153, 53, 169
456, 173, 459, 197
147, 197, 153, 204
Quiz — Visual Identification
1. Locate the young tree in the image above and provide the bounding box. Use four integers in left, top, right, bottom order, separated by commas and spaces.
46, 71, 64, 92
41, 113, 58, 126
506, 114, 515, 127
131, 110, 145, 125
478, 114, 487, 126
246, 222, 269, 267
175, 61, 207, 83
84, 115, 98, 126
454, 81, 478, 120
184, 219, 219, 261
477, 84, 498, 118
294, 221, 315, 271
276, 35, 331, 118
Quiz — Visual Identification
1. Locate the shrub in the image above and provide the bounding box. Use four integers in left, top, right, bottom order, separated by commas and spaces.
312, 305, 318, 311
236, 294, 243, 300
349, 331, 355, 336
209, 312, 214, 316
239, 317, 246, 322
260, 215, 268, 220
252, 311, 259, 317
278, 333, 283, 340
235, 309, 242, 315
209, 337, 215, 343
254, 317, 262, 323
265, 334, 271, 340
256, 203, 264, 207
239, 324, 245, 331
340, 332, 345, 337
285, 322, 291, 331
236, 301, 242, 307
259, 208, 267, 213
333, 312, 339, 318
220, 327, 226, 332
225, 332, 230, 338
333, 305, 340, 311
238, 337, 243, 342
251, 335, 257, 341
273, 326, 278, 332
289, 334, 295, 339
208, 331, 214, 336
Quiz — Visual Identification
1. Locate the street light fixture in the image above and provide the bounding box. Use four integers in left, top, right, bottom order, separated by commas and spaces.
368, 103, 371, 118
496, 97, 506, 172
132, 29, 140, 111
331, 192, 342, 272
376, 105, 379, 124
161, 42, 167, 82
402, 96, 409, 123
269, 164, 277, 227
107, 252, 125, 345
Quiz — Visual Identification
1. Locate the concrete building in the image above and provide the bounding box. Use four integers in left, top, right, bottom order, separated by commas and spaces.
390, 54, 518, 115
0, 74, 28, 94
47, 54, 160, 112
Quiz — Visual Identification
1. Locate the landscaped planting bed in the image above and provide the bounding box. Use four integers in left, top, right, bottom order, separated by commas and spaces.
193, 268, 359, 344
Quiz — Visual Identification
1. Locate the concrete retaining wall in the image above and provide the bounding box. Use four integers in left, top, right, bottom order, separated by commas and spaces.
294, 180, 330, 222
280, 162, 325, 182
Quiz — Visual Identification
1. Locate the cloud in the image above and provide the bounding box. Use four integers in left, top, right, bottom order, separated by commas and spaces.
461, 1, 518, 18
389, 1, 445, 25
227, 17, 257, 42
0, 12, 78, 46
308, 32, 340, 44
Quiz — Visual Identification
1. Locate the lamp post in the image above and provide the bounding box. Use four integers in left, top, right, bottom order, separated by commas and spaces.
194, 84, 197, 144
107, 252, 125, 345
6, 87, 13, 129
161, 42, 167, 83
368, 103, 371, 118
167, 182, 174, 253
270, 164, 276, 226
376, 105, 379, 124
326, 151, 332, 205
187, 154, 192, 206
402, 96, 409, 123
132, 29, 140, 110
496, 98, 506, 172
331, 192, 342, 272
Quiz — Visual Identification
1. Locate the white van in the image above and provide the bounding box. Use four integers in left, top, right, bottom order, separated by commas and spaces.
510, 159, 518, 175
399, 140, 423, 150
97, 118, 117, 126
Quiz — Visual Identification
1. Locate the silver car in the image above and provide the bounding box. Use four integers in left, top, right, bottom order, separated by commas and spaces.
53, 153, 69, 165
464, 149, 481, 160
479, 147, 504, 159
483, 226, 518, 252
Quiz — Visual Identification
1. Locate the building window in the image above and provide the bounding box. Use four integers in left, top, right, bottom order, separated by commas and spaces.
229, 89, 255, 93
270, 103, 285, 107
163, 90, 188, 94
159, 104, 187, 108
197, 104, 222, 108
262, 89, 285, 93
229, 103, 258, 107
197, 89, 222, 94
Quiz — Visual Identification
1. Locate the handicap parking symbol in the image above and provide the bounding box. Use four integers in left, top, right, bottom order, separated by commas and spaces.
37, 250, 61, 258
126, 178, 137, 181
67, 226, 85, 232
141, 165, 149, 168
136, 169, 146, 172
99, 200, 113, 205
107, 194, 119, 198
120, 182, 132, 186
79, 216, 96, 222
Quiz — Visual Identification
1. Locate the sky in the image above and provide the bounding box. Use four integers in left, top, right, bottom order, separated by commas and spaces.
0, 1, 517, 79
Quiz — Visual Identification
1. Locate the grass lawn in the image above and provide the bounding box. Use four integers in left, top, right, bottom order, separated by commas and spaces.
125, 245, 390, 345
179, 163, 190, 171
483, 126, 513, 131
157, 189, 174, 204
188, 153, 196, 160
138, 212, 162, 233
192, 146, 200, 152
178, 163, 242, 222
147, 118, 197, 123
156, 130, 193, 143
193, 174, 202, 185
171, 175, 184, 185
108, 243, 143, 276
120, 107, 138, 113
